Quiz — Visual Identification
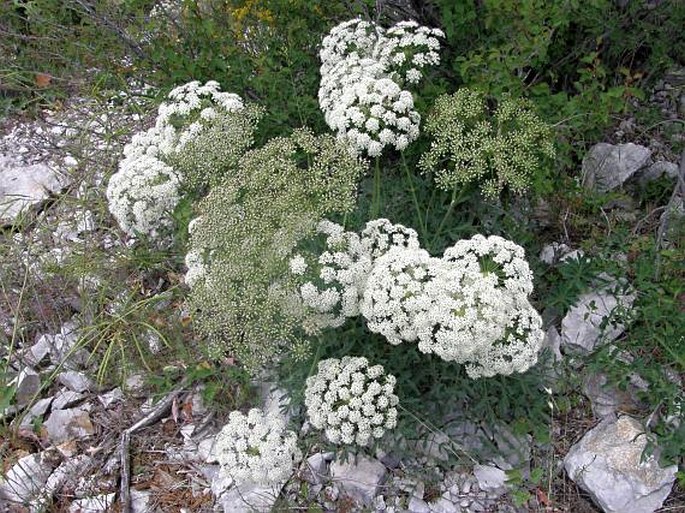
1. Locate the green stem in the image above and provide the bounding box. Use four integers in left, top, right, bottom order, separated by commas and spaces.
431, 184, 465, 251
401, 151, 427, 240
371, 157, 381, 218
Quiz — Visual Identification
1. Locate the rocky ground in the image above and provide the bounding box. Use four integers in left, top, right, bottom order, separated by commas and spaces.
0, 71, 683, 513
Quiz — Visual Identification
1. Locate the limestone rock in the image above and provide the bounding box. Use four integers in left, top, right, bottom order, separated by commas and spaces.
301, 452, 333, 485
0, 158, 68, 224
637, 161, 679, 185
15, 367, 41, 407
58, 371, 94, 393
473, 465, 507, 497
19, 396, 53, 429
43, 405, 95, 444
68, 493, 115, 512
216, 482, 282, 513
0, 451, 57, 504
561, 276, 635, 353
582, 143, 651, 192
564, 416, 677, 513
330, 454, 387, 505
582, 372, 645, 419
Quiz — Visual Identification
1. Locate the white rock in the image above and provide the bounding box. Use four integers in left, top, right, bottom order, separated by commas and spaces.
43, 405, 95, 444
301, 452, 332, 485
33, 455, 91, 512
19, 396, 53, 428
582, 143, 651, 192
25, 335, 53, 366
0, 158, 69, 224
0, 451, 55, 504
539, 243, 571, 265
68, 493, 115, 513
407, 496, 431, 513
52, 389, 86, 410
542, 326, 562, 362
564, 416, 677, 513
582, 372, 644, 419
131, 489, 152, 513
637, 161, 679, 185
561, 276, 635, 353
330, 455, 387, 505
15, 367, 41, 406
216, 482, 282, 513
58, 370, 94, 393
98, 387, 124, 408
473, 465, 507, 497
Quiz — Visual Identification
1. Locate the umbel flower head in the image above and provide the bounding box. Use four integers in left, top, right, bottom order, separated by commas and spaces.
318, 18, 443, 156
305, 356, 399, 446
213, 408, 301, 485
292, 218, 421, 334
420, 88, 555, 198
105, 154, 181, 239
186, 129, 365, 370
107, 80, 252, 240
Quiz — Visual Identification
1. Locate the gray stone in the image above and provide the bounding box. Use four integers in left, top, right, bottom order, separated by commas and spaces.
539, 243, 570, 265
561, 276, 636, 353
217, 482, 282, 513
25, 335, 53, 366
564, 416, 677, 513
16, 367, 41, 407
301, 452, 332, 485
0, 451, 56, 504
68, 493, 115, 512
52, 389, 86, 410
582, 142, 651, 192
582, 372, 645, 419
407, 496, 431, 513
0, 159, 68, 224
43, 405, 95, 444
131, 489, 153, 513
19, 396, 53, 428
125, 373, 147, 396
33, 455, 91, 512
637, 161, 679, 185
58, 370, 94, 393
542, 326, 562, 362
98, 387, 124, 408
490, 424, 531, 471
473, 465, 507, 497
330, 455, 387, 505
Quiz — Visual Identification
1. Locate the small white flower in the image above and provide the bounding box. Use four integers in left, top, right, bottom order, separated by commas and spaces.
212, 408, 301, 485
305, 356, 399, 446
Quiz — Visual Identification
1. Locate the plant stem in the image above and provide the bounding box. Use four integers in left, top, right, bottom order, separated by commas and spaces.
401, 151, 427, 240
431, 184, 465, 251
371, 156, 381, 218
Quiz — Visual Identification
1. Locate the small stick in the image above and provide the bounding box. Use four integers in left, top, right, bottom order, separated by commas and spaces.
119, 382, 188, 513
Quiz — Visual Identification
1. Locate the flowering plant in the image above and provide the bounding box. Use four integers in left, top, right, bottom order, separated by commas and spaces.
318, 19, 443, 156
305, 356, 399, 446
213, 408, 301, 485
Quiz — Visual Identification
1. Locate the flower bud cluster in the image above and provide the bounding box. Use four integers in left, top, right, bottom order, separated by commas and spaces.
319, 19, 443, 156
305, 356, 399, 446
420, 88, 555, 198
213, 408, 301, 486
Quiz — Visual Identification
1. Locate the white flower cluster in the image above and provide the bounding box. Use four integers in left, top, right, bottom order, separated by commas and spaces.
105, 155, 181, 239
295, 218, 420, 334
213, 408, 301, 485
106, 80, 245, 239
319, 19, 443, 156
293, 220, 544, 378
305, 356, 399, 445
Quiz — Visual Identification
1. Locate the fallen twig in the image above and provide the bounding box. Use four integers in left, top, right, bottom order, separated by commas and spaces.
119, 381, 188, 513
